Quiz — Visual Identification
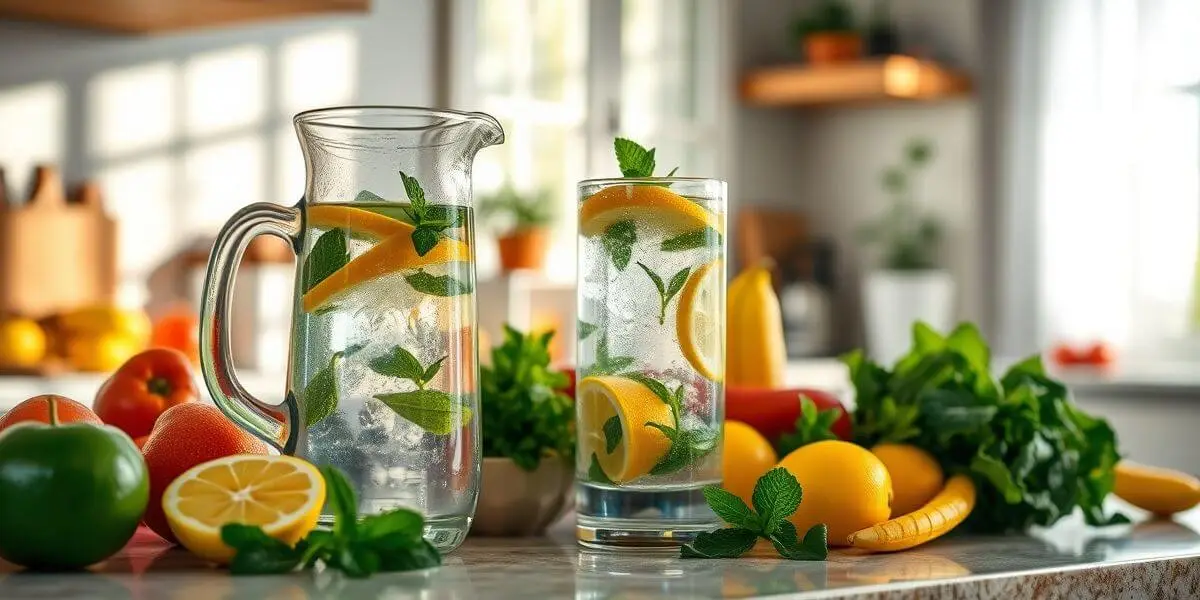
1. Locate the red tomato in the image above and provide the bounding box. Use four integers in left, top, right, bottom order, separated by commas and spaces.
94, 348, 199, 438
1082, 342, 1115, 366
725, 387, 852, 443
1051, 344, 1082, 366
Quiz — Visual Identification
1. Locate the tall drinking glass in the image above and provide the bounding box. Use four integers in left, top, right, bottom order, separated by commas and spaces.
575, 177, 727, 549
199, 106, 503, 552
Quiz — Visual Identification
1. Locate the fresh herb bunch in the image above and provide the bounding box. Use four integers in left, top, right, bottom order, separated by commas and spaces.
848, 322, 1128, 533
683, 468, 828, 561
791, 0, 857, 39
775, 395, 843, 457
222, 466, 441, 577
478, 184, 556, 233
858, 138, 943, 270
480, 325, 574, 471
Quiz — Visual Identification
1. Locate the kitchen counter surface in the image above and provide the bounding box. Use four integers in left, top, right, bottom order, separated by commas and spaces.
2, 507, 1197, 599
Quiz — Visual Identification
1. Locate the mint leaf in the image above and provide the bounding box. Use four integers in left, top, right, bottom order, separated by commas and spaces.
358, 509, 424, 545
398, 171, 427, 217
666, 267, 690, 300
303, 352, 342, 426
421, 355, 447, 385
776, 395, 842, 456
680, 528, 757, 559
588, 453, 615, 485
636, 262, 689, 324
411, 227, 441, 257
601, 220, 636, 270
588, 335, 636, 376
662, 227, 721, 252
373, 390, 471, 435
636, 262, 666, 295
770, 521, 828, 561
302, 229, 349, 294
603, 416, 622, 454
703, 486, 756, 529
355, 189, 386, 203
752, 468, 803, 535
322, 466, 359, 538
579, 320, 598, 340
406, 269, 473, 297
622, 372, 673, 406
665, 166, 680, 177
368, 346, 425, 382
614, 138, 656, 178
649, 425, 718, 476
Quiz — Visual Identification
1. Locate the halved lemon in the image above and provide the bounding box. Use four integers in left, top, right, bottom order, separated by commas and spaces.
579, 185, 722, 237
578, 375, 673, 484
308, 205, 414, 239
163, 454, 325, 565
301, 234, 472, 312
677, 259, 724, 382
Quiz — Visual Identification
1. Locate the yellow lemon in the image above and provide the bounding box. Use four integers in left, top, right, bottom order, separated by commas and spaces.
677, 259, 723, 382
163, 454, 325, 565
777, 440, 893, 546
721, 421, 777, 508
301, 234, 471, 312
64, 331, 141, 372
578, 375, 674, 484
0, 317, 46, 369
307, 204, 414, 239
579, 185, 722, 237
871, 443, 944, 516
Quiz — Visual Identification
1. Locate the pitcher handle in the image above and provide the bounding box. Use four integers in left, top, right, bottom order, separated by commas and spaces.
199, 202, 303, 454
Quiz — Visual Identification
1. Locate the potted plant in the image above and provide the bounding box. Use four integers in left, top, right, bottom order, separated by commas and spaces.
478, 185, 556, 272
474, 325, 575, 536
791, 0, 862, 66
858, 138, 952, 365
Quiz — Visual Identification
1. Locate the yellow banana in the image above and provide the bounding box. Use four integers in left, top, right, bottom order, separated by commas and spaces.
726, 265, 786, 387
1114, 462, 1200, 516
58, 305, 152, 344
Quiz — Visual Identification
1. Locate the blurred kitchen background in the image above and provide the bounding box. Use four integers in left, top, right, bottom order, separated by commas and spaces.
0, 0, 1198, 469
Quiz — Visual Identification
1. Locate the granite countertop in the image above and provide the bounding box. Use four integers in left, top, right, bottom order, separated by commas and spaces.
2, 506, 1198, 599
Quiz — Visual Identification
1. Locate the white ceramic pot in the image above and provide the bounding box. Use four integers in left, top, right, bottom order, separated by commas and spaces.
471, 456, 574, 536
863, 270, 955, 366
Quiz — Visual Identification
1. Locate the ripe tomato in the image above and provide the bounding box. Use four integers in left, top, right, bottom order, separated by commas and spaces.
150, 306, 199, 366
94, 348, 199, 439
725, 387, 852, 443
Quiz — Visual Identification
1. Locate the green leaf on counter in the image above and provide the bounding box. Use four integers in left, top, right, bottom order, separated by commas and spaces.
770, 521, 828, 561
406, 269, 474, 297
703, 486, 756, 529
680, 528, 758, 559
302, 229, 349, 295
323, 466, 359, 538
374, 390, 470, 435
752, 466, 802, 534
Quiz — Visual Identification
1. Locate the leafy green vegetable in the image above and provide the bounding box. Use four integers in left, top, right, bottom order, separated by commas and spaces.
682, 467, 827, 561
636, 262, 690, 325
601, 220, 636, 270
223, 466, 440, 577
302, 229, 349, 295
775, 395, 842, 455
405, 269, 473, 297
480, 325, 574, 471
302, 352, 343, 426
373, 390, 470, 435
848, 321, 1128, 533
662, 227, 722, 252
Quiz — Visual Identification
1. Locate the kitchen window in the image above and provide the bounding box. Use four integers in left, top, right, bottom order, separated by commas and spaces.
451, 0, 728, 282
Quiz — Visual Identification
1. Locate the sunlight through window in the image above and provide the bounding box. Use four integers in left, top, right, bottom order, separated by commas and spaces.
280, 29, 358, 114
88, 62, 177, 160
182, 136, 266, 234
183, 45, 267, 139
0, 81, 66, 196
97, 157, 176, 306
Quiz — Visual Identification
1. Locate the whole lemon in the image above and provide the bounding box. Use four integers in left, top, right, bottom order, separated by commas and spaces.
722, 420, 778, 508
0, 318, 46, 369
871, 443, 944, 516
65, 331, 141, 372
777, 440, 892, 546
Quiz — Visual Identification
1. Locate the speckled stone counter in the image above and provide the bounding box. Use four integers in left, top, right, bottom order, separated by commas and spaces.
2, 507, 1198, 599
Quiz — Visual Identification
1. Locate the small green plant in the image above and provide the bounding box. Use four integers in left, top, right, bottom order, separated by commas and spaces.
480, 325, 574, 471
791, 0, 857, 40
858, 138, 943, 270
477, 185, 556, 234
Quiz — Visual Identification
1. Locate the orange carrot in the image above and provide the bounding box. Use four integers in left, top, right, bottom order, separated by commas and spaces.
847, 474, 976, 552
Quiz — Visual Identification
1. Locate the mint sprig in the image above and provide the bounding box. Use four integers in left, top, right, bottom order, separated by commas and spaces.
585, 334, 635, 376
629, 373, 718, 476
636, 262, 689, 325
776, 395, 843, 456
302, 352, 343, 427
223, 466, 441, 577
662, 227, 722, 252
601, 220, 636, 270
396, 171, 455, 256
682, 468, 828, 561
369, 347, 470, 434
614, 138, 679, 178
405, 269, 473, 297
302, 229, 349, 295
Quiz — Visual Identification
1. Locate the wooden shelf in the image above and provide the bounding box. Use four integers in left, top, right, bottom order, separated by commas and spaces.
740, 56, 972, 107
0, 0, 369, 34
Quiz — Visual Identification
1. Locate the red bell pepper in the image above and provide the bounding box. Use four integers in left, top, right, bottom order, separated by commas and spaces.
725, 386, 852, 443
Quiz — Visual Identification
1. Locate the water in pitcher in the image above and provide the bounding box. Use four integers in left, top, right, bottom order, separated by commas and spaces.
289, 201, 478, 550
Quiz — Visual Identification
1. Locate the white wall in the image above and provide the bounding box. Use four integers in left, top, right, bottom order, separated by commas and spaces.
733, 0, 984, 350
0, 1, 434, 309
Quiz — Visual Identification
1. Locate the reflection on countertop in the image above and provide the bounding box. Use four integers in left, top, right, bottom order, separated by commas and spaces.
1, 505, 1198, 599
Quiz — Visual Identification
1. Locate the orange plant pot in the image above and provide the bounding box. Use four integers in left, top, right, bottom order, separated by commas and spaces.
803, 32, 863, 65
497, 228, 548, 272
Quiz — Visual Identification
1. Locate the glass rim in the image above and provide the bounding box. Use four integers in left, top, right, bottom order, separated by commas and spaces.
578, 176, 727, 187
294, 105, 501, 133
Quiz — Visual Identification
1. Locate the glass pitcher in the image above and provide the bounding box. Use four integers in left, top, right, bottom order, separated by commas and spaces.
198, 106, 503, 551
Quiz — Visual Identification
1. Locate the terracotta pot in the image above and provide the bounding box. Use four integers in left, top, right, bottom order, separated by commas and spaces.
472, 456, 573, 536
803, 32, 863, 65
497, 228, 548, 272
